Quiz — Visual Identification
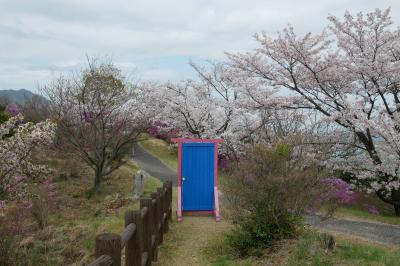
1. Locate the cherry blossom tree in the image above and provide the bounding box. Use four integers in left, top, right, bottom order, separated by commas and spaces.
154, 61, 237, 139
42, 60, 150, 193
152, 61, 321, 161
151, 61, 274, 160
227, 8, 400, 215
0, 112, 55, 207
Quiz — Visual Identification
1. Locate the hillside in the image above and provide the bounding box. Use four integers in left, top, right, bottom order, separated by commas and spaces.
0, 89, 43, 105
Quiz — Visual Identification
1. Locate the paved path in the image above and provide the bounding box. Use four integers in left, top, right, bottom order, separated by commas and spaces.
133, 142, 177, 185
306, 215, 400, 246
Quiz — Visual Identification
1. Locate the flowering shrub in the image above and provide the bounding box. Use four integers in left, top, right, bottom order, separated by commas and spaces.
148, 121, 167, 138
363, 204, 380, 215
225, 143, 325, 256
147, 121, 179, 142
0, 114, 56, 206
5, 103, 20, 117
322, 178, 356, 205
30, 177, 56, 229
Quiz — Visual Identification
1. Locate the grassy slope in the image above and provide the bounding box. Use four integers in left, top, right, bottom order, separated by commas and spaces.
139, 135, 178, 170
17, 159, 162, 265
288, 231, 400, 266
333, 205, 400, 225
142, 136, 400, 265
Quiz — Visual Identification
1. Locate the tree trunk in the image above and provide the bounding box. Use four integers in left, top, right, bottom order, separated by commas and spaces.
94, 170, 102, 193
394, 204, 400, 216
375, 188, 400, 216
391, 190, 400, 217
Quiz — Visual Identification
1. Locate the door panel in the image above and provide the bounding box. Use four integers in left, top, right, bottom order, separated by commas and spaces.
182, 143, 214, 211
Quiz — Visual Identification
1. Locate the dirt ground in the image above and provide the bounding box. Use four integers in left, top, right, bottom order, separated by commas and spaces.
155, 216, 231, 266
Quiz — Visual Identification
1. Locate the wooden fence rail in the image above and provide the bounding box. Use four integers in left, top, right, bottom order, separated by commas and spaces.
89, 181, 173, 266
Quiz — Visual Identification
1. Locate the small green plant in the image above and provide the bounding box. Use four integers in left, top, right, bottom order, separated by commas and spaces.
83, 187, 95, 199
0, 233, 15, 266
318, 233, 335, 251
227, 230, 258, 257
55, 173, 68, 182
288, 231, 400, 266
30, 178, 56, 229
0, 104, 9, 124
92, 207, 102, 217
0, 215, 55, 266
31, 197, 49, 229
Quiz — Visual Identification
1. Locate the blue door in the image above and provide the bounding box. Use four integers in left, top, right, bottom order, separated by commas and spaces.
182, 143, 214, 211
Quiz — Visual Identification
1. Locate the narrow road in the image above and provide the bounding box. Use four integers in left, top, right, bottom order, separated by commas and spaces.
133, 142, 177, 185
306, 215, 400, 246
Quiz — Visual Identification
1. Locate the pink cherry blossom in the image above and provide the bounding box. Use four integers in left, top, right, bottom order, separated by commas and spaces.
0, 114, 55, 204
224, 8, 400, 213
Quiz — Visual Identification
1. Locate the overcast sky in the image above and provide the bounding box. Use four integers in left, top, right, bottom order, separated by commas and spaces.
0, 0, 399, 92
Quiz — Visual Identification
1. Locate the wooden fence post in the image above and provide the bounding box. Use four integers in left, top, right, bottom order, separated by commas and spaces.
89, 183, 172, 266
156, 188, 164, 245
166, 181, 172, 221
150, 192, 159, 261
95, 233, 121, 266
162, 183, 169, 233
125, 210, 142, 266
140, 198, 153, 266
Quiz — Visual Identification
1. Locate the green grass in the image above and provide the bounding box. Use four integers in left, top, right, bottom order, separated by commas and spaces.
59, 160, 160, 253
142, 174, 162, 197
287, 231, 400, 266
139, 135, 177, 170
203, 230, 400, 266
201, 232, 263, 266
56, 161, 162, 262
7, 156, 165, 265
334, 205, 400, 225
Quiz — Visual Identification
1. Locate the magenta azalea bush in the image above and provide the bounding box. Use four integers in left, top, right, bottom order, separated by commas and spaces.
5, 103, 20, 117
363, 203, 380, 215
322, 177, 357, 205
148, 121, 179, 142
315, 177, 383, 216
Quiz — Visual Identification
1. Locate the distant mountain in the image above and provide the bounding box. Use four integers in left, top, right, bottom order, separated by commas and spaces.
0, 89, 44, 105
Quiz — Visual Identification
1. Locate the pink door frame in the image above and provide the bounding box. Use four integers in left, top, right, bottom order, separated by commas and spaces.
171, 138, 223, 222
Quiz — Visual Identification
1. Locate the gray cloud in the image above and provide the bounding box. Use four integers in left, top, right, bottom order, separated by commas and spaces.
0, 0, 399, 92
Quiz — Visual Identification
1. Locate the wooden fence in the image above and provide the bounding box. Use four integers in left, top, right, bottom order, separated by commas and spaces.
89, 181, 173, 266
